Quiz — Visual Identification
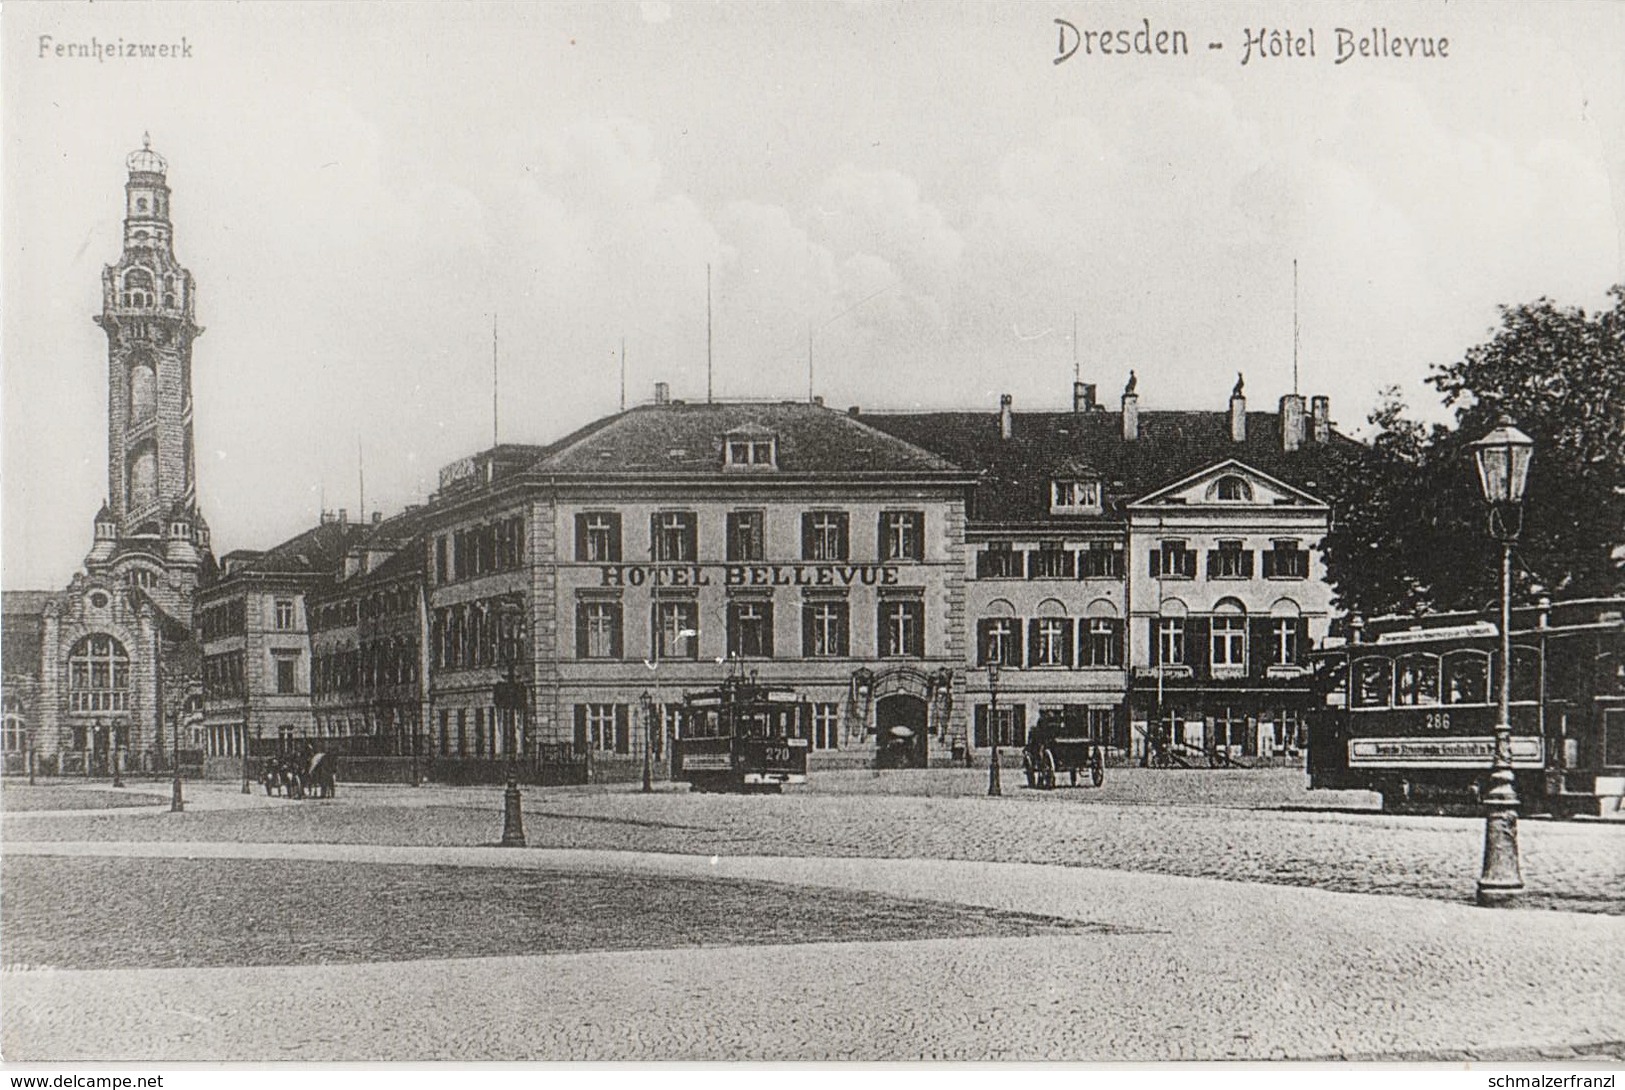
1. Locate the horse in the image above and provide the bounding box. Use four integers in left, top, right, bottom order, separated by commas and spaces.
260, 757, 286, 796
306, 751, 337, 799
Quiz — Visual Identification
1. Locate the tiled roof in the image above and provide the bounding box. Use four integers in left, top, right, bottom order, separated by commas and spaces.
355, 537, 425, 585
226, 520, 370, 577
861, 408, 1362, 525
532, 401, 965, 477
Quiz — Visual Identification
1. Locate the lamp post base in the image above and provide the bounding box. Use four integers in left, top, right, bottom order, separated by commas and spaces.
1476, 772, 1524, 906
499, 779, 527, 847
170, 774, 184, 813
988, 748, 1002, 797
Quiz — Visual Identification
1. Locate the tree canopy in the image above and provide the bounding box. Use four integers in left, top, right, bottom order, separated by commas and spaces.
1322, 286, 1625, 619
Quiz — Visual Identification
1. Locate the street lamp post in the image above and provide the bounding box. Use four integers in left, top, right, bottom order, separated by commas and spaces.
497, 599, 527, 848
241, 721, 253, 794
27, 729, 35, 785
170, 710, 184, 812
640, 690, 654, 794
1470, 416, 1534, 907
409, 709, 421, 788
987, 662, 1002, 797
112, 723, 125, 788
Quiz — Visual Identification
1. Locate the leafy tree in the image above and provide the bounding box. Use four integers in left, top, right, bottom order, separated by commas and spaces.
1322, 287, 1625, 618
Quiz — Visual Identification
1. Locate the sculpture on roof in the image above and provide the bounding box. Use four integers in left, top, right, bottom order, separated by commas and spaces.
1123, 370, 1137, 396
1232, 372, 1245, 398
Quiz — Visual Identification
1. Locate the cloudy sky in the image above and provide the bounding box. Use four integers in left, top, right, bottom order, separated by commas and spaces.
4, 1, 1623, 590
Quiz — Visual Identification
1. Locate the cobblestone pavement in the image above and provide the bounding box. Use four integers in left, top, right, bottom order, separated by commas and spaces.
8, 771, 1619, 914
5, 772, 1622, 1061
4, 840, 1623, 1062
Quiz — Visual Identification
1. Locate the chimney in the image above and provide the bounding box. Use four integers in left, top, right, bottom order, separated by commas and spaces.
338, 508, 348, 526
1310, 395, 1330, 444
998, 394, 1013, 440
372, 511, 383, 525
654, 381, 670, 405
1229, 373, 1247, 442
1072, 381, 1097, 414
1279, 394, 1306, 452
847, 405, 860, 417
812, 395, 824, 408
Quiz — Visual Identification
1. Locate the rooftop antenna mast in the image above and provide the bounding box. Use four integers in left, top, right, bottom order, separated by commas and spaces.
492, 313, 500, 447
807, 325, 814, 404
706, 264, 714, 404
619, 336, 627, 412
1073, 310, 1080, 385
358, 437, 365, 523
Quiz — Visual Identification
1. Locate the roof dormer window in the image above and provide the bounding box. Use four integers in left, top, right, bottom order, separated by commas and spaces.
1214, 475, 1253, 502
724, 429, 777, 470
1050, 479, 1101, 514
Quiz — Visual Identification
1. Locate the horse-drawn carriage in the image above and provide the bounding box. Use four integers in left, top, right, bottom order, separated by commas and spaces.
1022, 710, 1105, 790
261, 748, 338, 800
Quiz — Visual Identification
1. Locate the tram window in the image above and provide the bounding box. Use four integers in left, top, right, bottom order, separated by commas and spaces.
1442, 651, 1490, 705
1315, 656, 1349, 706
1598, 652, 1625, 696
1395, 654, 1441, 706
1352, 657, 1393, 708
1510, 646, 1541, 703
1604, 711, 1625, 768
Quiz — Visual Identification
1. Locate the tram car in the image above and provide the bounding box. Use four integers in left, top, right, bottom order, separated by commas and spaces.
1307, 597, 1625, 817
674, 676, 811, 792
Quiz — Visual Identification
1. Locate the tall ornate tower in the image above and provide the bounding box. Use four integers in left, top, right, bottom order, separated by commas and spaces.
87, 135, 211, 611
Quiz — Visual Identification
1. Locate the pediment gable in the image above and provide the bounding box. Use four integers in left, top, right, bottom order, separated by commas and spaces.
1127, 459, 1327, 510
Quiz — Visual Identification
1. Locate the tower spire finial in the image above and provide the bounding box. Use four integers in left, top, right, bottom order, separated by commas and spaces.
142, 131, 151, 151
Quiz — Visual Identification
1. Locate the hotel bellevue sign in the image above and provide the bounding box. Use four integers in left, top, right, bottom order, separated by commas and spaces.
598, 563, 906, 589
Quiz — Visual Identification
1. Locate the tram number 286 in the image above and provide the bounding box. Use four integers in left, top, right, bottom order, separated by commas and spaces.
1422, 712, 1452, 731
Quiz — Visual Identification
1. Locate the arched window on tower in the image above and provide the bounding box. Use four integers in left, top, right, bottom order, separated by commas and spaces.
122, 268, 154, 308
67, 634, 131, 713
129, 354, 157, 424
128, 440, 158, 513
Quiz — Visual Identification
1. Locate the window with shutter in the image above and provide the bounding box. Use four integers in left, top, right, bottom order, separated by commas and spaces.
727, 511, 765, 561
803, 512, 849, 561
880, 512, 924, 561
1249, 618, 1272, 675
1187, 617, 1211, 673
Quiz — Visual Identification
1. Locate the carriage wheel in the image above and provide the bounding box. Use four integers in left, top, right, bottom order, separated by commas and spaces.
1091, 748, 1105, 787
1022, 754, 1036, 788
1040, 749, 1057, 791
1069, 768, 1078, 787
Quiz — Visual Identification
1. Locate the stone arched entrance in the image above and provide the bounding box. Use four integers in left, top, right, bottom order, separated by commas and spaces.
875, 694, 928, 769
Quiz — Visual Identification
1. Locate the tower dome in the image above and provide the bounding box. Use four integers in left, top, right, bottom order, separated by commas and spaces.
126, 133, 167, 176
